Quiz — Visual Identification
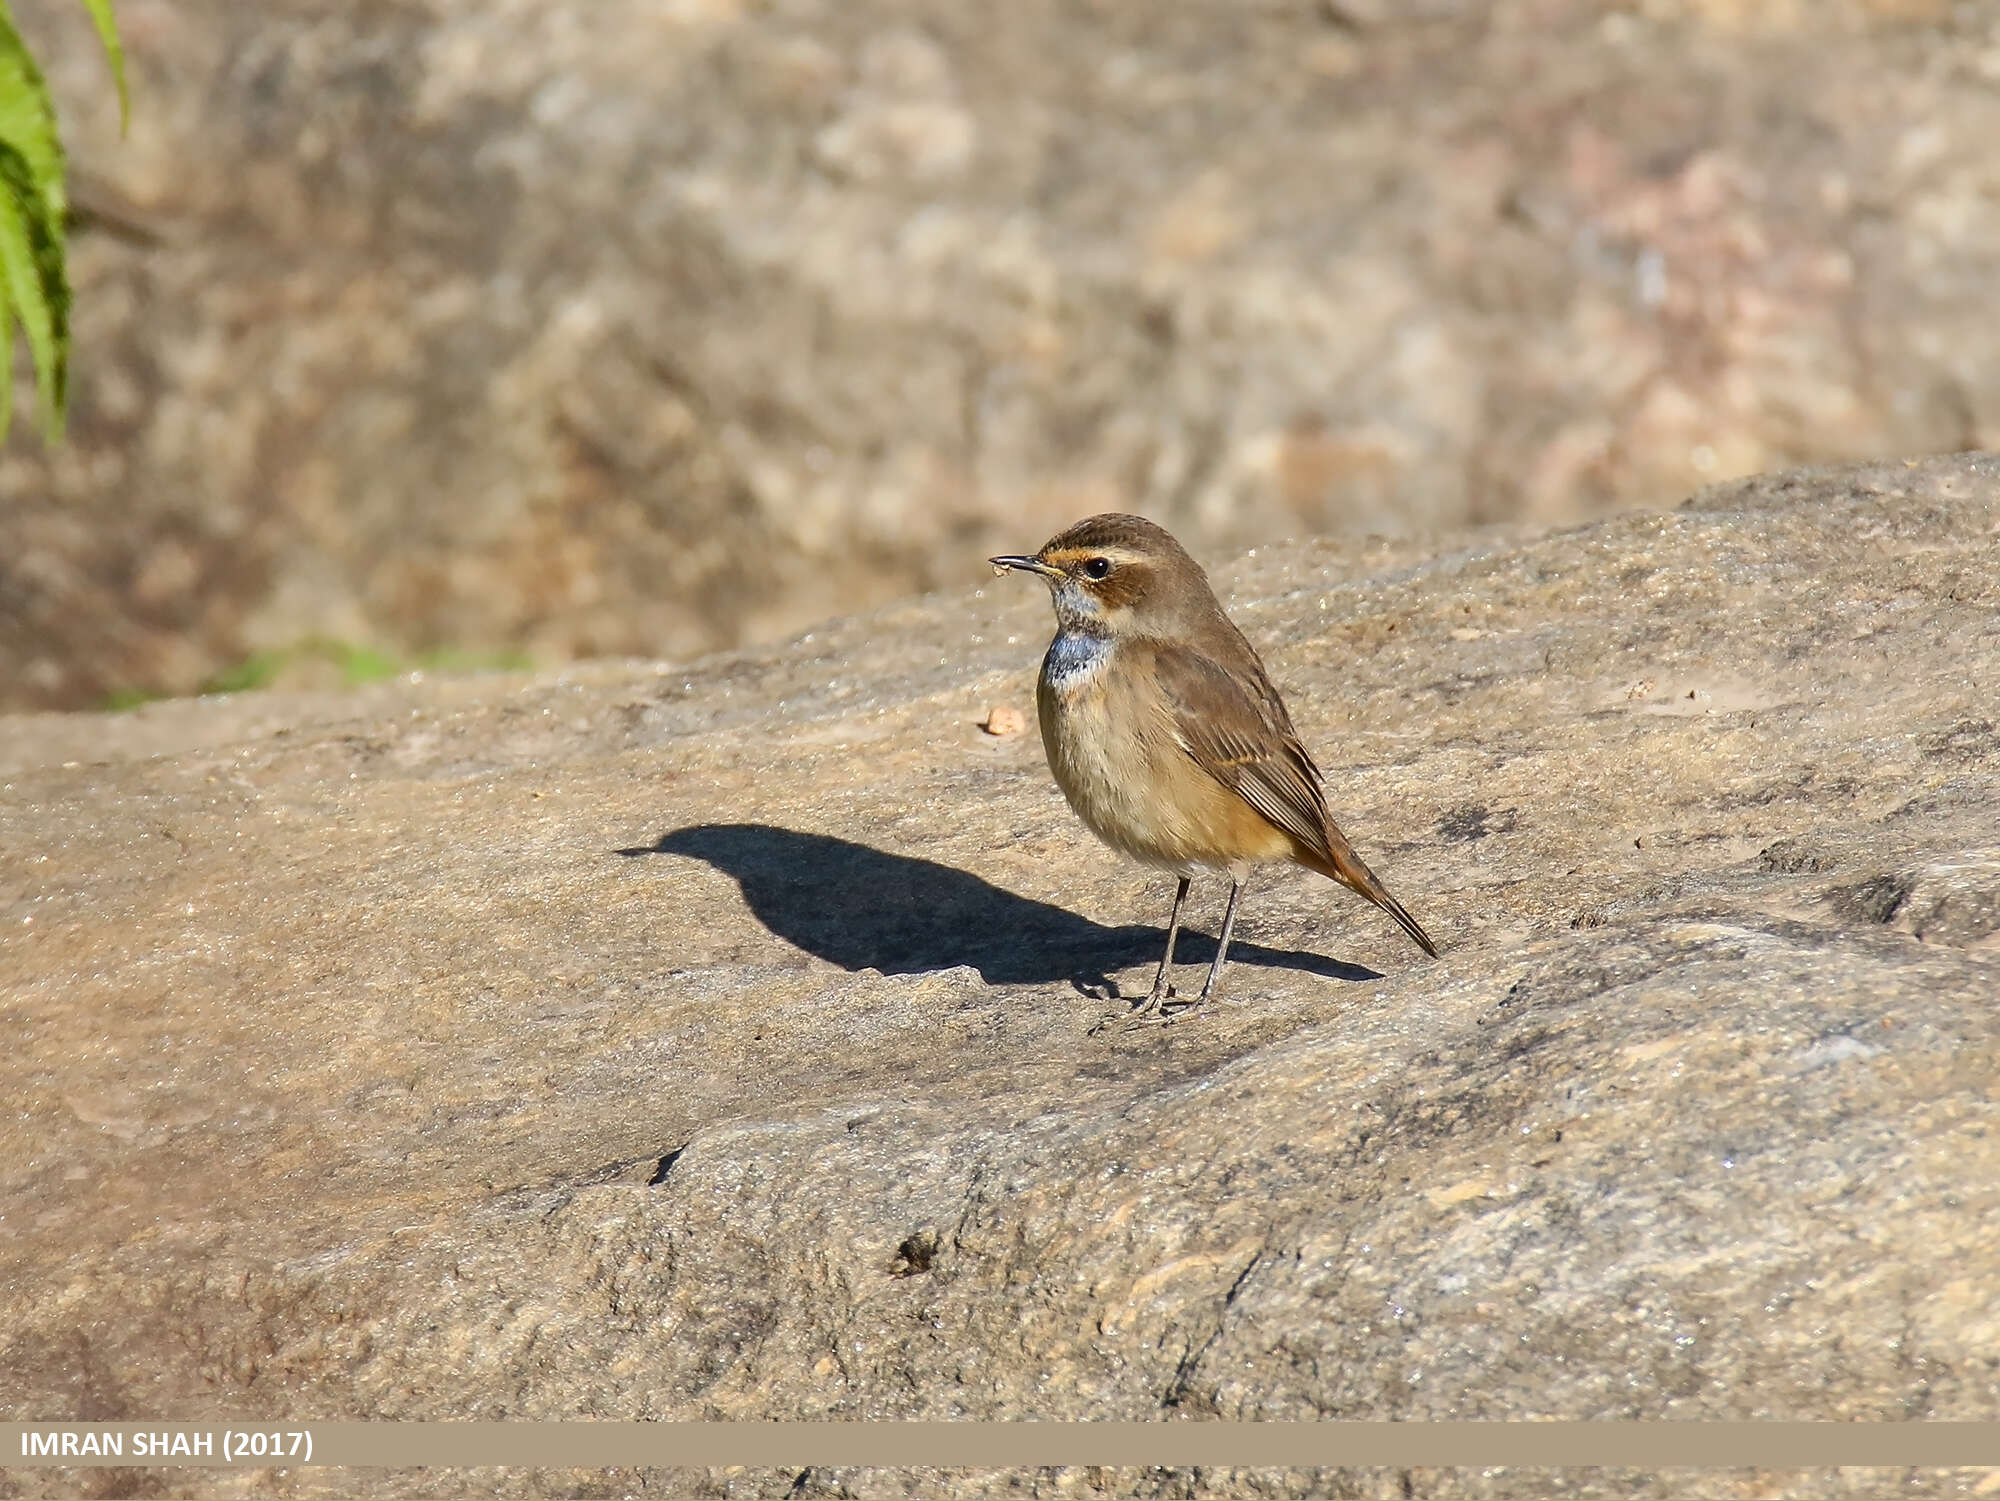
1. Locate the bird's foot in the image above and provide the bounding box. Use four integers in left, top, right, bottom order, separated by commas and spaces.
1167, 992, 1212, 1023
1089, 982, 1159, 1034
1125, 984, 1222, 1028
1118, 982, 1178, 1027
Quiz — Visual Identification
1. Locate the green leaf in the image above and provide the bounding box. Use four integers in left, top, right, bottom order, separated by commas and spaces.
0, 284, 12, 439
0, 137, 68, 440
0, 7, 66, 217
73, 0, 127, 135
0, 8, 70, 440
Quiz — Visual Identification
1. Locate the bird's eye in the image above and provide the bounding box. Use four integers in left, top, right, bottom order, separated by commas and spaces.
1082, 557, 1112, 580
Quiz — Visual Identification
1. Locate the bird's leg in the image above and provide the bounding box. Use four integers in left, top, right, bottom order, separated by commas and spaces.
1187, 876, 1246, 1012
1130, 876, 1191, 1018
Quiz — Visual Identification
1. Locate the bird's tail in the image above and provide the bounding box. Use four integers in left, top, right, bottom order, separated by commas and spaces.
1299, 823, 1440, 958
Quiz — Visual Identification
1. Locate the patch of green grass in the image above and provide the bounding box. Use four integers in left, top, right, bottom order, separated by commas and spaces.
102, 639, 535, 711
325, 640, 402, 687
414, 646, 535, 677
201, 648, 289, 695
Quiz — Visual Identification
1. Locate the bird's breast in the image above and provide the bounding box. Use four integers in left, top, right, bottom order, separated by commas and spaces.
1034, 635, 1298, 876
1036, 633, 1132, 835
1040, 629, 1112, 697
1034, 636, 1195, 872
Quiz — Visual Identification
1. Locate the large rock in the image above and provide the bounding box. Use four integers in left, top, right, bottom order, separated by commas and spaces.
2, 454, 1997, 1497
7, 0, 2000, 707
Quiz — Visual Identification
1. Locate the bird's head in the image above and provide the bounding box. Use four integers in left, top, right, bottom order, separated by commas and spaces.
989, 513, 1211, 636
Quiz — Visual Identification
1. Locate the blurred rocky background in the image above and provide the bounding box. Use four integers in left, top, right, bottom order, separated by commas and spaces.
6, 0, 2000, 711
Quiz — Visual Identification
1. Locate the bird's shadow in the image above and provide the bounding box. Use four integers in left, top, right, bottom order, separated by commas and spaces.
620, 823, 1380, 993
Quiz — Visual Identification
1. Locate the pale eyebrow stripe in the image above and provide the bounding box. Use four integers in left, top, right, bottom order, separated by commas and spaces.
1045, 546, 1148, 566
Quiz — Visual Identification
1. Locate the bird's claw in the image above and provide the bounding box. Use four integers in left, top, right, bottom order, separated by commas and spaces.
1122, 983, 1216, 1028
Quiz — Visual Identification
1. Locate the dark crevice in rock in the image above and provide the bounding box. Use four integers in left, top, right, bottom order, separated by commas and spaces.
1831, 874, 1916, 926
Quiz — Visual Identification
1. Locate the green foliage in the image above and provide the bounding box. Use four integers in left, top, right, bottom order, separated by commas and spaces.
199, 640, 477, 696
0, 0, 127, 443
73, 0, 123, 130
104, 642, 537, 710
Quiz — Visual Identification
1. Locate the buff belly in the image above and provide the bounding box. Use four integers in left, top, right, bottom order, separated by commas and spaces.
1036, 638, 1296, 878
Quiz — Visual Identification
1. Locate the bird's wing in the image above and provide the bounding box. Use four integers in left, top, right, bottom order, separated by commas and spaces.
1148, 640, 1334, 860
1149, 638, 1442, 958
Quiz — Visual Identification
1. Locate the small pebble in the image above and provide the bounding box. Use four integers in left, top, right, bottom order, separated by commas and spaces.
981, 704, 1026, 737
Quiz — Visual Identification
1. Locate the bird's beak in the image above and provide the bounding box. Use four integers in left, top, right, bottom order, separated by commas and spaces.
989, 554, 1061, 579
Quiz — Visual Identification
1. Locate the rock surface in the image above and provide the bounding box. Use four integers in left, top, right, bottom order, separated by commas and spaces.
9, 0, 2000, 707
3, 455, 1999, 1497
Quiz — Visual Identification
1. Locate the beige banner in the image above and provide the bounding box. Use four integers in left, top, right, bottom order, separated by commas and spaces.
5, 1422, 2000, 1470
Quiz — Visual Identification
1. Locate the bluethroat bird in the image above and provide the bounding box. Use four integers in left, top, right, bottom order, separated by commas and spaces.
991, 513, 1438, 1018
